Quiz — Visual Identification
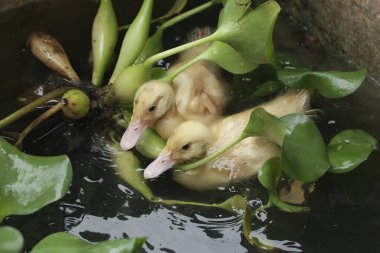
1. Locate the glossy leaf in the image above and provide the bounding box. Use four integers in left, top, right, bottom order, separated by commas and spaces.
214, 0, 280, 66
201, 41, 257, 74
277, 68, 367, 98
280, 114, 330, 182
328, 129, 377, 173
30, 232, 145, 253
251, 81, 284, 97
0, 137, 72, 222
0, 226, 23, 253
242, 107, 285, 145
258, 157, 309, 212
113, 147, 154, 200
134, 30, 164, 64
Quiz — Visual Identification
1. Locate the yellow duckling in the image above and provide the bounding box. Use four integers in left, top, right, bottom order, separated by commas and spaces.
120, 28, 230, 150
143, 90, 312, 191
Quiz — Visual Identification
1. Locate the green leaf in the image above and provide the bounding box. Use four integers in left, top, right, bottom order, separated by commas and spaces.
30, 232, 145, 253
201, 41, 257, 74
0, 226, 23, 253
242, 107, 285, 145
150, 67, 167, 80
280, 114, 330, 182
134, 30, 164, 65
0, 137, 72, 222
328, 129, 377, 173
258, 158, 309, 212
251, 81, 284, 97
152, 0, 187, 23
277, 68, 367, 98
113, 147, 155, 200
215, 0, 280, 66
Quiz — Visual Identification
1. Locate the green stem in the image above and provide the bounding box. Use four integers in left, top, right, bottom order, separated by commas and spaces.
0, 87, 70, 130
159, 55, 202, 83
177, 134, 245, 171
15, 100, 66, 149
144, 33, 217, 66
119, 1, 216, 31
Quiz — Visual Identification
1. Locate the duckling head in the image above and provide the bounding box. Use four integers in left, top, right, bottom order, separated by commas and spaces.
144, 121, 212, 179
120, 81, 175, 150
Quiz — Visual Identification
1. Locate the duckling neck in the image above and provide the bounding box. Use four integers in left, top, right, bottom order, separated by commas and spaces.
153, 105, 185, 139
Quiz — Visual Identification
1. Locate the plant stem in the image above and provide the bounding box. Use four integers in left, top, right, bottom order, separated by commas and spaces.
159, 55, 201, 83
177, 134, 245, 171
15, 100, 66, 149
144, 33, 217, 66
119, 1, 216, 31
0, 87, 70, 130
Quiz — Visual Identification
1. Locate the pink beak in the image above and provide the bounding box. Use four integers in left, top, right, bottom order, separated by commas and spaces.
144, 152, 175, 179
120, 119, 147, 151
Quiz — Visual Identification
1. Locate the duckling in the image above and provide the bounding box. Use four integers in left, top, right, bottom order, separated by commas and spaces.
143, 90, 312, 191
120, 27, 230, 150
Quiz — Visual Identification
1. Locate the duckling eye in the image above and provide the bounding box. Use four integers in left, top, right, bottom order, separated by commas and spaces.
148, 105, 156, 112
181, 143, 191, 151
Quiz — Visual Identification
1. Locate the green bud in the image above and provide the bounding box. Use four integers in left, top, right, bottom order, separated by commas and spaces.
110, 0, 154, 82
92, 0, 118, 87
62, 89, 90, 119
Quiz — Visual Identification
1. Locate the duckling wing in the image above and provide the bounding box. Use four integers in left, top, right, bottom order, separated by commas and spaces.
171, 60, 230, 124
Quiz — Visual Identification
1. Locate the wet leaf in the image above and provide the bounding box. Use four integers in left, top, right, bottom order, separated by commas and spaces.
328, 129, 377, 173
0, 226, 23, 253
0, 137, 72, 222
113, 148, 154, 200
214, 0, 280, 66
280, 114, 330, 182
30, 232, 145, 253
258, 157, 309, 212
277, 68, 367, 98
251, 81, 284, 97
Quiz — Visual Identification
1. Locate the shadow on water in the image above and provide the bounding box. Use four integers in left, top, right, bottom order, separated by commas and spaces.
1, 0, 380, 252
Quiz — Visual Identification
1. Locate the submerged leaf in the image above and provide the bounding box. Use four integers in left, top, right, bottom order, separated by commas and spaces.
280, 114, 330, 182
0, 226, 23, 253
30, 232, 145, 253
258, 157, 309, 212
277, 68, 367, 98
328, 129, 377, 173
0, 138, 72, 222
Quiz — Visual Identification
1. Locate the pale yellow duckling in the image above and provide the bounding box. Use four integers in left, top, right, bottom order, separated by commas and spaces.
143, 90, 312, 191
120, 35, 230, 150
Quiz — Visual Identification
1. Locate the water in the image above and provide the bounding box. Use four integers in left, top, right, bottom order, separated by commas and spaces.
1, 0, 380, 252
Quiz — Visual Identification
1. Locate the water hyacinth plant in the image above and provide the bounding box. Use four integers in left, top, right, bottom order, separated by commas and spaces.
0, 0, 377, 251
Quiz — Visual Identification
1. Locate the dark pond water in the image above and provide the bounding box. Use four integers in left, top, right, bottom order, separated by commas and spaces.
1, 0, 380, 252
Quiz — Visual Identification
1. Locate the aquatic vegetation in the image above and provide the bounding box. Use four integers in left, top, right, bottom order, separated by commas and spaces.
0, 0, 377, 251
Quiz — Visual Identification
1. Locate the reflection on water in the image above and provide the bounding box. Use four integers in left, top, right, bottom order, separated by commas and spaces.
1, 0, 380, 253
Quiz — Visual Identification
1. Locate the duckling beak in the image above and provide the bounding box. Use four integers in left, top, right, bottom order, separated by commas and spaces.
144, 151, 175, 179
120, 119, 147, 150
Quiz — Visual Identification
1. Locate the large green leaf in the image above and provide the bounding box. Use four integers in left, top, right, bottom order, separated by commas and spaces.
214, 0, 280, 66
277, 68, 367, 98
201, 41, 257, 74
242, 107, 285, 144
280, 114, 330, 182
0, 137, 72, 222
328, 129, 377, 173
258, 157, 309, 212
0, 226, 23, 253
30, 232, 145, 253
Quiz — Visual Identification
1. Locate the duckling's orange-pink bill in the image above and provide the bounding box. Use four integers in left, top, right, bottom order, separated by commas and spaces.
144, 152, 175, 179
120, 119, 147, 150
